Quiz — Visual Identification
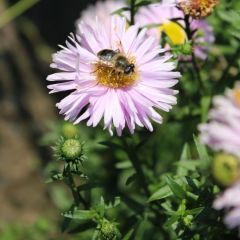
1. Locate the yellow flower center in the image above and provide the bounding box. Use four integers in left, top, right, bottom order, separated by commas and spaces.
179, 0, 219, 18
160, 21, 187, 45
234, 89, 240, 106
93, 59, 137, 89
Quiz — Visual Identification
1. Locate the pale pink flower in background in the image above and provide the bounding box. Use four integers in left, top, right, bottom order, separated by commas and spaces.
47, 16, 180, 136
190, 20, 215, 60
75, 0, 127, 31
213, 182, 240, 229
135, 3, 184, 44
199, 83, 240, 158
135, 3, 214, 60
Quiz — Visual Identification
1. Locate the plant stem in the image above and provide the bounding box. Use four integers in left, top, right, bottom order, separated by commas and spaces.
130, 0, 135, 25
0, 0, 40, 28
184, 15, 205, 94
65, 165, 88, 208
121, 138, 150, 197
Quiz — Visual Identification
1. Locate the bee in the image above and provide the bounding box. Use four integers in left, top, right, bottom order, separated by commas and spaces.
97, 49, 135, 75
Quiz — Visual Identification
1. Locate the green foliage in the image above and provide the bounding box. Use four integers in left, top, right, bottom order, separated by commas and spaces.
3, 0, 238, 239
40, 0, 240, 238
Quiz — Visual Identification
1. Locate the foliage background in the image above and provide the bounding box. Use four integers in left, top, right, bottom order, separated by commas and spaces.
0, 0, 240, 239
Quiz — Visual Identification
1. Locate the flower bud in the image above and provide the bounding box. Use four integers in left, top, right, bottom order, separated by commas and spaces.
99, 219, 121, 240
212, 154, 240, 186
55, 137, 83, 162
183, 214, 193, 227
180, 42, 193, 55
61, 122, 79, 139
61, 139, 82, 160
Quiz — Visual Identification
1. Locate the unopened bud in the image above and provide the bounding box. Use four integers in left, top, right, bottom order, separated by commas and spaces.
62, 122, 79, 139
212, 154, 240, 186
55, 137, 83, 162
180, 42, 192, 55
99, 219, 121, 240
61, 139, 82, 160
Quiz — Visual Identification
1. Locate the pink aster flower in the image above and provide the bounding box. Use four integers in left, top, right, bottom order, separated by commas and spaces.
199, 83, 240, 157
213, 182, 240, 229
76, 0, 126, 30
135, 3, 214, 60
47, 16, 180, 136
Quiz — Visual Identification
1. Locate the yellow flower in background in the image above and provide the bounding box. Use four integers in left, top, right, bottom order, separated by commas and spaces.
160, 21, 187, 45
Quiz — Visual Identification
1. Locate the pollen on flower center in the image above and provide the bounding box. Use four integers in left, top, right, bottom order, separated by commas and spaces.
93, 61, 137, 89
234, 89, 240, 106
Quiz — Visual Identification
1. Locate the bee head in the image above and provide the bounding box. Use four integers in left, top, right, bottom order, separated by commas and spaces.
124, 64, 135, 75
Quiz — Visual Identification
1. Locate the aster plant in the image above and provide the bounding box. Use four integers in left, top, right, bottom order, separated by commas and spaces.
43, 0, 240, 239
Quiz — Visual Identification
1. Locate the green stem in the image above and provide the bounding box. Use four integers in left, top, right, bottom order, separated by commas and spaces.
122, 138, 150, 197
0, 0, 39, 28
65, 165, 88, 208
130, 0, 136, 25
184, 15, 205, 94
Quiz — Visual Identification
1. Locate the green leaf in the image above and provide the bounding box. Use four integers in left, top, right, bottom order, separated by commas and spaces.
63, 209, 95, 220
147, 185, 172, 202
201, 96, 211, 123
77, 182, 101, 192
193, 135, 210, 167
185, 207, 204, 215
180, 143, 191, 161
175, 160, 200, 172
105, 196, 121, 209
45, 172, 64, 183
111, 7, 131, 16
134, 1, 152, 8
116, 161, 132, 169
99, 141, 123, 149
165, 176, 186, 199
126, 173, 137, 186
177, 143, 192, 175
122, 229, 135, 240
164, 215, 179, 227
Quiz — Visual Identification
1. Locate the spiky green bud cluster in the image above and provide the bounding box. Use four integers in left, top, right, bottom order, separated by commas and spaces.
180, 42, 193, 55
54, 137, 84, 163
99, 219, 121, 240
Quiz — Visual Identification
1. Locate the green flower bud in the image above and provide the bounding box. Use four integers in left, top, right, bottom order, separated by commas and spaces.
61, 139, 82, 160
55, 137, 84, 163
61, 122, 79, 139
183, 215, 193, 227
99, 219, 121, 240
180, 43, 192, 55
212, 154, 239, 186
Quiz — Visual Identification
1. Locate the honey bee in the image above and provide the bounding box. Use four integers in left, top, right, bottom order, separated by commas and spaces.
97, 49, 135, 75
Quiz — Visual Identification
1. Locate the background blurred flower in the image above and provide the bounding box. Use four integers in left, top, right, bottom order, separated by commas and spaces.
76, 0, 127, 31
136, 3, 214, 60
212, 154, 240, 186
190, 20, 215, 60
213, 182, 240, 229
47, 16, 180, 136
178, 0, 219, 19
199, 84, 240, 158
